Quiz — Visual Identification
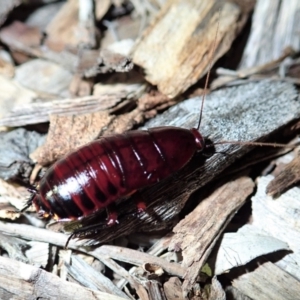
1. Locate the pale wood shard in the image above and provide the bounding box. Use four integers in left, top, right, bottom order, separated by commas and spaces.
144, 281, 165, 300
163, 277, 184, 300
0, 19, 77, 70
14, 58, 73, 97
0, 49, 14, 78
0, 178, 27, 217
251, 175, 300, 282
132, 0, 253, 97
77, 49, 134, 78
78, 0, 97, 48
0, 0, 22, 27
0, 92, 130, 127
168, 176, 255, 295
45, 0, 81, 51
66, 255, 129, 299
25, 241, 49, 268
0, 256, 128, 300
239, 0, 300, 68
0, 74, 38, 122
94, 0, 111, 21
92, 246, 186, 278
210, 230, 289, 276
266, 151, 300, 196
232, 262, 300, 300
252, 176, 300, 251
209, 277, 226, 300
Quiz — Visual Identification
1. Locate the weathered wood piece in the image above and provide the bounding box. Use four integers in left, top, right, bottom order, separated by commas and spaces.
209, 277, 226, 300
0, 221, 185, 281
0, 21, 77, 71
239, 0, 300, 68
0, 256, 128, 300
210, 230, 289, 276
0, 0, 21, 27
168, 176, 254, 294
0, 92, 133, 127
133, 0, 254, 97
163, 277, 184, 300
252, 176, 300, 251
45, 0, 89, 51
15, 58, 73, 97
266, 151, 300, 196
0, 128, 45, 181
232, 262, 300, 300
66, 255, 129, 299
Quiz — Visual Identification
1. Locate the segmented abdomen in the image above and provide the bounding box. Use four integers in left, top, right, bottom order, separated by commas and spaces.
37, 127, 197, 219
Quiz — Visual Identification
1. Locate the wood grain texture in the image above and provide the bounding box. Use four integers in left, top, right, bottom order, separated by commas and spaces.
0, 256, 127, 300
169, 176, 254, 294
133, 0, 252, 97
239, 0, 300, 68
232, 262, 300, 300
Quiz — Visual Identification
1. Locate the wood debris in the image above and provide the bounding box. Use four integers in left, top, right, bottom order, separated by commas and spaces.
232, 262, 300, 300
0, 0, 299, 299
266, 149, 300, 196
133, 0, 254, 97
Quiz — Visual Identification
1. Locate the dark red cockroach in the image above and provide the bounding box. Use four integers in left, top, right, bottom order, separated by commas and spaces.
23, 127, 205, 223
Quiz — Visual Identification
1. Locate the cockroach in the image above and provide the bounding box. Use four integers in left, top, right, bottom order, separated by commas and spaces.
22, 7, 293, 232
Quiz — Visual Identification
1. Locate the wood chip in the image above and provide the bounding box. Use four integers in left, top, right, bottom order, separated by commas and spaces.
1, 21, 42, 48
0, 256, 128, 300
0, 74, 38, 123
14, 58, 73, 97
0, 49, 14, 78
266, 150, 300, 196
133, 0, 252, 97
0, 178, 27, 217
77, 49, 133, 78
252, 176, 300, 250
0, 0, 22, 26
25, 241, 49, 268
66, 255, 128, 298
31, 111, 114, 165
94, 0, 112, 21
209, 277, 225, 300
239, 0, 300, 68
232, 262, 300, 300
210, 231, 289, 275
163, 277, 184, 300
0, 91, 132, 127
45, 0, 81, 51
0, 128, 45, 181
169, 176, 254, 294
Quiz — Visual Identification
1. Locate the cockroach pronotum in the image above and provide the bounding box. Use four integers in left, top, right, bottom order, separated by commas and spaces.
22, 7, 293, 234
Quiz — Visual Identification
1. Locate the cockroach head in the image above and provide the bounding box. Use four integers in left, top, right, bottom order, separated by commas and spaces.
190, 128, 205, 151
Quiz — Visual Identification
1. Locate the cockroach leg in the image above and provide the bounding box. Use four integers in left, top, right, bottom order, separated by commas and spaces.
131, 191, 147, 214
106, 203, 119, 226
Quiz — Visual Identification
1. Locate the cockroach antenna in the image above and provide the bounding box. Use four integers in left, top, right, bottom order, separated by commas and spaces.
197, 6, 222, 130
